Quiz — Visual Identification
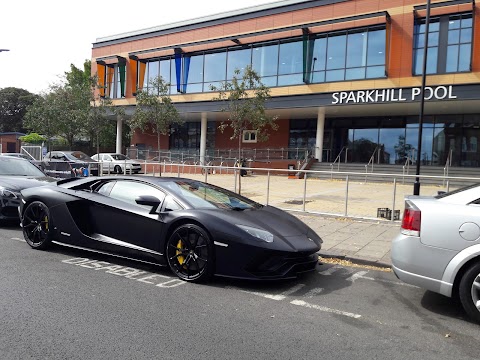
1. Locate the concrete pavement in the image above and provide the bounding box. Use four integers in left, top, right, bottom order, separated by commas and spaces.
155, 170, 436, 267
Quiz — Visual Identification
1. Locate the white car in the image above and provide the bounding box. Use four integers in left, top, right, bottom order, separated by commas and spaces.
392, 183, 480, 323
92, 153, 142, 174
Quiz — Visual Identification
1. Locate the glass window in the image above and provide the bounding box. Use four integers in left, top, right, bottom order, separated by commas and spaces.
414, 13, 472, 75
252, 43, 278, 77
346, 31, 367, 68
326, 33, 346, 70
367, 29, 386, 66
163, 195, 183, 211
227, 47, 251, 80
204, 52, 226, 83
312, 37, 327, 71
108, 181, 166, 210
278, 40, 303, 75
159, 59, 171, 84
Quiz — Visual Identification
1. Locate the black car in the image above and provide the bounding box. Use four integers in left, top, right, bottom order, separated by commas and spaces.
20, 176, 322, 282
0, 156, 55, 222
43, 151, 99, 176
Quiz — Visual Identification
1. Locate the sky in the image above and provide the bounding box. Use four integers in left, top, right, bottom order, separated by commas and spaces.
0, 0, 278, 94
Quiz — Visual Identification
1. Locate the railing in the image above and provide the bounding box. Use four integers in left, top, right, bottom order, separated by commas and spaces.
402, 154, 413, 185
126, 147, 315, 163
330, 146, 348, 172
97, 161, 478, 220
21, 145, 42, 160
443, 149, 453, 187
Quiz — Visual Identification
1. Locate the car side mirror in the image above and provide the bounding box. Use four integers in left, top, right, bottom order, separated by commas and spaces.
135, 195, 161, 214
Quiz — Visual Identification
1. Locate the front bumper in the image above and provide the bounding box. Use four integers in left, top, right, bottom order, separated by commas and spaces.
0, 196, 21, 220
214, 238, 320, 280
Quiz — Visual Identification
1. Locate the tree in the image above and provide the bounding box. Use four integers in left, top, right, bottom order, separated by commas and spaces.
23, 92, 59, 153
128, 76, 182, 156
211, 65, 278, 193
19, 133, 46, 144
0, 87, 37, 133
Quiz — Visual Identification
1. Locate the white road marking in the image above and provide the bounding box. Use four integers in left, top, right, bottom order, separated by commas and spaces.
318, 266, 341, 276
346, 270, 369, 282
280, 284, 306, 296
304, 288, 324, 298
290, 300, 362, 319
226, 287, 285, 301
11, 237, 25, 242
357, 274, 419, 288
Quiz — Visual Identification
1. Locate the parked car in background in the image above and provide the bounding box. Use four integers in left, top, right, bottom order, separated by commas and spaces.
1, 153, 31, 160
392, 184, 480, 323
91, 153, 142, 174
43, 151, 99, 176
0, 156, 55, 223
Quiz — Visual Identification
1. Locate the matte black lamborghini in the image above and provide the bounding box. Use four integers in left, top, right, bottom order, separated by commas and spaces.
20, 176, 322, 282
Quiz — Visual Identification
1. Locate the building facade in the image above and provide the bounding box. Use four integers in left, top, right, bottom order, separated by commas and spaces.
91, 0, 480, 167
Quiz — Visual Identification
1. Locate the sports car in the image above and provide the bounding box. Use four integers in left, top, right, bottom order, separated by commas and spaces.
20, 176, 322, 282
0, 155, 55, 222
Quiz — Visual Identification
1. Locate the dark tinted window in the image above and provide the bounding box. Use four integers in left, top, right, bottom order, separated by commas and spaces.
108, 181, 166, 210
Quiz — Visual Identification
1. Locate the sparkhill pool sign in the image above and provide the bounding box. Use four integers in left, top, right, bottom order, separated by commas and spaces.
331, 85, 457, 104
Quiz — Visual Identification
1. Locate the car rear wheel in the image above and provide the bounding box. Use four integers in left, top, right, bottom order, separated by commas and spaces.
114, 165, 123, 174
22, 201, 53, 250
459, 261, 480, 323
166, 224, 214, 282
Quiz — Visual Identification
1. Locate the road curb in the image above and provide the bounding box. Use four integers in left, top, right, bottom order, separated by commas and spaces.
318, 252, 392, 269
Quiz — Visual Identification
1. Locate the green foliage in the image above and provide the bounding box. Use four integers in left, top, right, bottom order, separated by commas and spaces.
19, 133, 46, 144
211, 65, 278, 146
211, 65, 278, 193
0, 87, 37, 133
128, 76, 182, 152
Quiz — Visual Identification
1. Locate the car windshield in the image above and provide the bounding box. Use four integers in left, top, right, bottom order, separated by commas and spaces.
68, 152, 91, 161
0, 157, 45, 176
163, 180, 262, 210
111, 154, 129, 160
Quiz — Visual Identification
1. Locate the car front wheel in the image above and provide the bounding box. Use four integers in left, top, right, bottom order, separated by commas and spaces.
22, 201, 54, 250
459, 261, 480, 323
166, 224, 214, 282
114, 165, 123, 174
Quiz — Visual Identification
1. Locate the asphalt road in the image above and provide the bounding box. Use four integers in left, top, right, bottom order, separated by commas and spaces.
1, 225, 479, 360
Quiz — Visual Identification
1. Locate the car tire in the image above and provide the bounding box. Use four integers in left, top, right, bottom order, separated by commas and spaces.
459, 261, 480, 323
114, 165, 123, 174
22, 201, 54, 250
166, 224, 214, 282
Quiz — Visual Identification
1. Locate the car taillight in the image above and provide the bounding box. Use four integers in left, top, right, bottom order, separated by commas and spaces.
401, 200, 421, 237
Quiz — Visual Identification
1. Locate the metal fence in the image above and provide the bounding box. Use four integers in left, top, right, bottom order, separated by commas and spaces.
82, 161, 475, 221
125, 147, 314, 163
21, 146, 42, 160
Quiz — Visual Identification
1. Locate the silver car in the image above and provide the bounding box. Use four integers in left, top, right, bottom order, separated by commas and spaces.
92, 153, 142, 174
392, 184, 480, 322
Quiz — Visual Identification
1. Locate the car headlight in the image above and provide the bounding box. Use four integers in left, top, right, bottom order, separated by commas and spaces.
236, 225, 274, 243
0, 187, 19, 199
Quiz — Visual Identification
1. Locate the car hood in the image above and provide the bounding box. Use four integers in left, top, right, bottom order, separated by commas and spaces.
207, 205, 311, 237
0, 176, 56, 191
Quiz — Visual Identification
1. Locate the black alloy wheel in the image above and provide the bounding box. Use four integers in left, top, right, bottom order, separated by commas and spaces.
22, 201, 53, 250
114, 165, 123, 174
166, 224, 214, 282
459, 261, 480, 323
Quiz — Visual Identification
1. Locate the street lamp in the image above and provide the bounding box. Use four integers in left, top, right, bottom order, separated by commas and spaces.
413, 0, 431, 196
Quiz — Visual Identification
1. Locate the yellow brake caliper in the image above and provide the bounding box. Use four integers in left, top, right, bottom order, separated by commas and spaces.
44, 216, 48, 231
176, 240, 185, 265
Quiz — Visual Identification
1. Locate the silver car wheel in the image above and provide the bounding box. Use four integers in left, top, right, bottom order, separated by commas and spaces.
471, 273, 480, 311
459, 262, 480, 323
